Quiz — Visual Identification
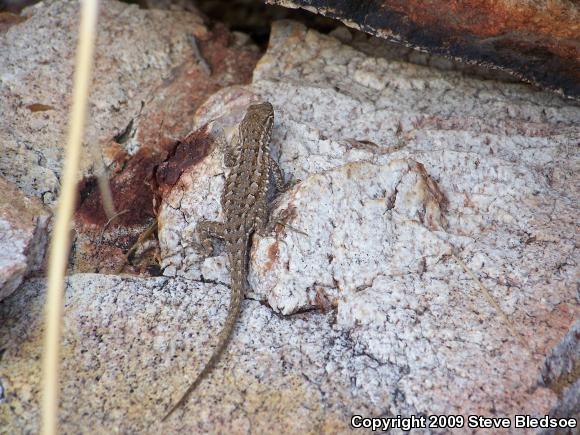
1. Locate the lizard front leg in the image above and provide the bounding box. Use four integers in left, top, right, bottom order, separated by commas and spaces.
269, 155, 286, 192
224, 128, 241, 168
269, 155, 301, 193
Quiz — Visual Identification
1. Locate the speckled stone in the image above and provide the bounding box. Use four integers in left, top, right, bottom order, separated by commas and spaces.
1, 275, 403, 433
0, 176, 50, 301
0, 0, 206, 203
157, 19, 579, 428
1, 15, 579, 435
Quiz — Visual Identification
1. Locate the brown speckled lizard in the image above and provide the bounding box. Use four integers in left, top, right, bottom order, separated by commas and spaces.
162, 101, 286, 421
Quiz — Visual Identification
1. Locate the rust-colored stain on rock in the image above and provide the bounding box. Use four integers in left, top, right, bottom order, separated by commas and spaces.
0, 12, 26, 33
268, 0, 580, 99
76, 147, 159, 227
262, 241, 280, 271
72, 22, 260, 274
382, 0, 578, 42
135, 24, 262, 153
155, 127, 215, 195
75, 24, 260, 229
27, 103, 56, 112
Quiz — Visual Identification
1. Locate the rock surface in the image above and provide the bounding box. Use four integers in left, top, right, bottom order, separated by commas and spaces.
1, 275, 401, 434
0, 0, 262, 274
0, 10, 579, 435
157, 19, 579, 428
539, 320, 580, 427
0, 0, 205, 203
0, 177, 50, 302
268, 0, 580, 100
0, 274, 573, 433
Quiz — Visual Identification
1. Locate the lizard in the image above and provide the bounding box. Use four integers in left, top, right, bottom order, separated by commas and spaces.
162, 101, 286, 421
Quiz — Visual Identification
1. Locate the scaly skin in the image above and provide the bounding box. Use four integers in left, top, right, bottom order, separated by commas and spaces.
163, 102, 284, 421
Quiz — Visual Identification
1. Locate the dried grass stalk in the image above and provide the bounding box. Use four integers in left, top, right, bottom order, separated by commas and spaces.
41, 1, 99, 434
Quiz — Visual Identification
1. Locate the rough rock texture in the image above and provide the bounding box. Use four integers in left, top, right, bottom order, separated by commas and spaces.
328, 25, 519, 85
539, 321, 580, 428
0, 0, 203, 203
1, 14, 579, 435
0, 177, 50, 302
0, 0, 262, 274
268, 0, 580, 100
157, 20, 579, 427
1, 275, 399, 433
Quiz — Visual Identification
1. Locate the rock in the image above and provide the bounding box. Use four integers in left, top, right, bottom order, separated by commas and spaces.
0, 0, 206, 203
0, 176, 50, 301
0, 274, 402, 433
0, 0, 261, 273
267, 0, 580, 100
157, 20, 579, 423
1, 12, 578, 434
252, 159, 447, 315
540, 320, 580, 428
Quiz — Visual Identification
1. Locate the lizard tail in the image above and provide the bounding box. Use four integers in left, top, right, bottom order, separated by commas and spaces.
161, 254, 245, 422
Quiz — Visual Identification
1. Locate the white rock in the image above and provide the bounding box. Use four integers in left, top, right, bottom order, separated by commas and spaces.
0, 275, 415, 433
156, 20, 579, 421
0, 0, 205, 202
252, 159, 447, 315
1, 10, 578, 432
0, 176, 50, 301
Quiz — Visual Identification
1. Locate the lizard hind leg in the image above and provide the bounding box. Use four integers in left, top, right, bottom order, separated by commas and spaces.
250, 199, 271, 239
196, 219, 225, 256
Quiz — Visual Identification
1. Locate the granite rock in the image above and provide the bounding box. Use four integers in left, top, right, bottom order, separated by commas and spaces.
267, 0, 580, 100
157, 20, 579, 427
0, 0, 261, 274
0, 275, 406, 433
0, 176, 50, 301
0, 0, 207, 203
1, 14, 578, 435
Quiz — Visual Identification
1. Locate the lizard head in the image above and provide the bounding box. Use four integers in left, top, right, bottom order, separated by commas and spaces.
241, 102, 274, 140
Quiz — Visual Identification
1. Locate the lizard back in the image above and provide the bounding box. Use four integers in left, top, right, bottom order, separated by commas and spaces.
222, 101, 274, 241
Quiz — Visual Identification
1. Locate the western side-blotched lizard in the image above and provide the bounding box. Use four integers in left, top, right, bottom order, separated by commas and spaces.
163, 101, 286, 420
